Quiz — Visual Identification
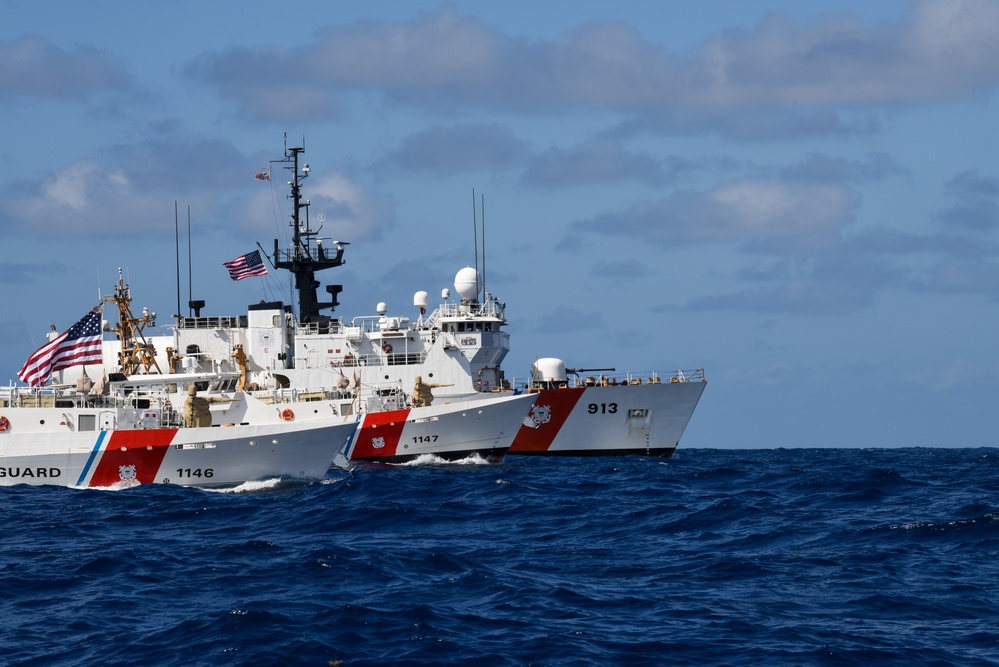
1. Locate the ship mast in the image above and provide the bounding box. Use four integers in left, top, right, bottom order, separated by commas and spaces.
270, 139, 345, 322
103, 269, 161, 376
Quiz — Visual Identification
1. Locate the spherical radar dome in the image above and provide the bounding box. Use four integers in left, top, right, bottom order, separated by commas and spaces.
454, 267, 480, 301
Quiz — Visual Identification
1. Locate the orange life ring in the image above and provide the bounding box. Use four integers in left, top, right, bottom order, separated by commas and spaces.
382, 343, 393, 354
0, 416, 8, 432
281, 408, 294, 421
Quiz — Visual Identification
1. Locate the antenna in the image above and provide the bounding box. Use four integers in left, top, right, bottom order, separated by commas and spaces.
481, 192, 486, 303
174, 200, 181, 322
187, 205, 193, 316
472, 188, 479, 302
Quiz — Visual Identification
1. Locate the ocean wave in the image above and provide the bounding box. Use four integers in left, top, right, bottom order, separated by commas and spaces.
3, 448, 999, 666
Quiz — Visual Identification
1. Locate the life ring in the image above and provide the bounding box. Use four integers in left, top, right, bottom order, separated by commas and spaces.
382, 343, 393, 354
0, 416, 8, 432
281, 408, 295, 421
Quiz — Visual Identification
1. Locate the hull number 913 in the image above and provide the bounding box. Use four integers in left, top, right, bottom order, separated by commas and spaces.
587, 403, 618, 414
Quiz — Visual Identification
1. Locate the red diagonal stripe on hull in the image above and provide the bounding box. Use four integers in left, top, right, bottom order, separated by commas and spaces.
88, 429, 177, 486
351, 409, 411, 460
508, 388, 585, 453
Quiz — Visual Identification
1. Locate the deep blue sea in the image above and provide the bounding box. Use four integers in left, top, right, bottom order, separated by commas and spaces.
2, 448, 998, 667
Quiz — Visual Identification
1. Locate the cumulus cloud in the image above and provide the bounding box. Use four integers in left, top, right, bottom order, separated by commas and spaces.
184, 8, 545, 121
911, 257, 999, 300
185, 0, 999, 124
532, 305, 608, 334
571, 179, 855, 249
780, 152, 904, 183
0, 261, 50, 284
1, 135, 282, 237
945, 169, 999, 197
0, 127, 396, 269
935, 168, 999, 233
841, 228, 990, 257
586, 260, 648, 283
1, 158, 152, 236
378, 123, 529, 176
654, 192, 999, 316
935, 200, 999, 233
0, 35, 132, 99
523, 140, 665, 188
609, 108, 885, 142
668, 253, 909, 315
238, 170, 393, 247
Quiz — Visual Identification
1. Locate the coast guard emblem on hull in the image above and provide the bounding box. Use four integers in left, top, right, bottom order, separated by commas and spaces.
118, 464, 138, 486
524, 404, 552, 429
371, 436, 386, 449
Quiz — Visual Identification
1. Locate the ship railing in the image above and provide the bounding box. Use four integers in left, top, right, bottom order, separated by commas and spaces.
0, 383, 185, 424
385, 351, 427, 366
505, 367, 707, 392
303, 347, 429, 369
177, 315, 247, 330
1, 384, 83, 408
0, 385, 121, 409
346, 315, 395, 332
295, 319, 345, 336
433, 299, 506, 321
248, 385, 356, 406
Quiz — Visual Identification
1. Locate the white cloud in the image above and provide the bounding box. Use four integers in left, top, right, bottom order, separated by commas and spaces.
185, 0, 999, 122
0, 34, 132, 99
44, 160, 101, 211
379, 123, 529, 176
523, 140, 664, 188
239, 172, 391, 245
573, 179, 854, 247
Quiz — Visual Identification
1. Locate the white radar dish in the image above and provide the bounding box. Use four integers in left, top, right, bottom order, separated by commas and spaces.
454, 267, 479, 301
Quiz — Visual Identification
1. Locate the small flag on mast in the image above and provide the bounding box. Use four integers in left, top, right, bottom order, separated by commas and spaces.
18, 306, 104, 387
254, 169, 270, 181
224, 250, 269, 281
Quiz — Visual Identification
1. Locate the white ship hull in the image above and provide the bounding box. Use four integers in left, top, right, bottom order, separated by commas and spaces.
0, 403, 356, 488
511, 380, 706, 457
346, 392, 536, 463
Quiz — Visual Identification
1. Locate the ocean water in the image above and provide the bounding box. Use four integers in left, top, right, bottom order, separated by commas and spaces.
2, 447, 998, 667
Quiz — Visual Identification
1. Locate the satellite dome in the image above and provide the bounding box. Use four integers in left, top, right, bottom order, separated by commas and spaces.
376, 302, 387, 315
454, 267, 479, 301
413, 291, 429, 309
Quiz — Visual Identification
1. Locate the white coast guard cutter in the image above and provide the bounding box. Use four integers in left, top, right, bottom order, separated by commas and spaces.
3, 276, 357, 488
0, 373, 356, 489
52, 139, 701, 460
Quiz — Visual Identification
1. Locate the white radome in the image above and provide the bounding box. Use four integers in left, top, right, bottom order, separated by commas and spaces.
454, 267, 479, 301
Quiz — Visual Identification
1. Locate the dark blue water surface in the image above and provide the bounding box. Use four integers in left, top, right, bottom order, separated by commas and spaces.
2, 448, 998, 666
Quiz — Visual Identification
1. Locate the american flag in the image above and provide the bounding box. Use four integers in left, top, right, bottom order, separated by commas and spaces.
18, 306, 104, 387
254, 170, 270, 181
224, 250, 269, 281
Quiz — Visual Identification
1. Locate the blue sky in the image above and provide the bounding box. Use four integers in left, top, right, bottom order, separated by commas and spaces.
2, 0, 996, 448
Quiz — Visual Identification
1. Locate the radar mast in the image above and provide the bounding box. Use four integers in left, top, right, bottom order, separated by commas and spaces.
270, 138, 345, 322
